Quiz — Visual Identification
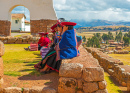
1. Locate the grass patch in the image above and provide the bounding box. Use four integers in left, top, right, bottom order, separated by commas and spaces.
14, 33, 31, 37
104, 72, 122, 93
3, 44, 41, 76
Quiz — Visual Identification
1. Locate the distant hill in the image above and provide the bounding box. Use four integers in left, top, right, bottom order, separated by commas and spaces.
70, 19, 130, 28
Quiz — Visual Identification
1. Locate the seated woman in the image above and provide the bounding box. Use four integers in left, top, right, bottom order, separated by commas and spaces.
24, 32, 44, 51
40, 32, 51, 49
38, 32, 44, 50
36, 22, 79, 73
34, 22, 63, 71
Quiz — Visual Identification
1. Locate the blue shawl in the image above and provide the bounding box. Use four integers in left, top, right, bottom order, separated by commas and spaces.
56, 29, 79, 60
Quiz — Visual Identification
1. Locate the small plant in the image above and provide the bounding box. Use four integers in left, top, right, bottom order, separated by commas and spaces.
21, 88, 24, 92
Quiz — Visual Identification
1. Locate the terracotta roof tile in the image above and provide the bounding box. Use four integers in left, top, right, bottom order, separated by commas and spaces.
11, 14, 26, 19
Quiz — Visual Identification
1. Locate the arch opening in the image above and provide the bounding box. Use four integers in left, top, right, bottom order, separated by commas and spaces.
9, 5, 30, 33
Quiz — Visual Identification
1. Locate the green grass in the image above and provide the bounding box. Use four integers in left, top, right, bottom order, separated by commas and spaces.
104, 72, 122, 93
3, 44, 41, 77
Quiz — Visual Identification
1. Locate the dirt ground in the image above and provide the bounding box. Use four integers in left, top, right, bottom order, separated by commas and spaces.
2, 72, 59, 91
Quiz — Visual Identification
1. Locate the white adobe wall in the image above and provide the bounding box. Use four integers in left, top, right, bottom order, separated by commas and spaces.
0, 0, 57, 21
21, 17, 25, 31
11, 18, 22, 30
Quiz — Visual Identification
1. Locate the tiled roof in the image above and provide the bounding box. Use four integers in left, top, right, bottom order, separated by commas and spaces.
11, 14, 26, 19
25, 20, 30, 24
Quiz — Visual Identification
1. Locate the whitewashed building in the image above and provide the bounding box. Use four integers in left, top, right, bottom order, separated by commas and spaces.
11, 14, 30, 32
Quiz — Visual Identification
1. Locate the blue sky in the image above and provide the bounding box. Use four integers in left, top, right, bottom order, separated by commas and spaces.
12, 0, 130, 22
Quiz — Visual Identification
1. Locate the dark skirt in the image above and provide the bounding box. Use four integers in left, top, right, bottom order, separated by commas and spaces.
40, 47, 62, 72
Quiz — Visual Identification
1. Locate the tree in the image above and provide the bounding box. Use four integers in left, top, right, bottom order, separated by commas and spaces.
86, 36, 100, 48
102, 34, 109, 41
82, 36, 86, 42
115, 31, 122, 42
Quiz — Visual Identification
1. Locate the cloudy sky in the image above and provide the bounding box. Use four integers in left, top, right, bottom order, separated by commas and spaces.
12, 0, 130, 22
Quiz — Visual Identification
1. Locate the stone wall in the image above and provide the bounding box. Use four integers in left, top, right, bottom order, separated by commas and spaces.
86, 47, 130, 92
31, 19, 57, 36
0, 41, 4, 88
0, 20, 11, 36
0, 34, 53, 44
58, 46, 108, 93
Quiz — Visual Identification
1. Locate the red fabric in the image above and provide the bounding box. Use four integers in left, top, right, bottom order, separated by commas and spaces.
51, 23, 57, 29
40, 37, 50, 47
61, 22, 77, 26
38, 37, 44, 44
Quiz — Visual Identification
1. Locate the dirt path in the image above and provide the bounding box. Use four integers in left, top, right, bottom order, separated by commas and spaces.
2, 72, 59, 91
11, 33, 29, 37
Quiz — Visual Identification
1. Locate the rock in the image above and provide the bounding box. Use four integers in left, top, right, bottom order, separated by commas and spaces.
94, 89, 108, 93
83, 82, 98, 92
122, 82, 127, 87
3, 87, 22, 93
83, 67, 104, 82
0, 41, 5, 56
0, 57, 4, 78
98, 81, 107, 89
23, 88, 30, 93
42, 87, 56, 93
0, 88, 3, 93
59, 63, 83, 79
77, 79, 83, 89
58, 77, 77, 93
30, 86, 44, 93
127, 81, 130, 91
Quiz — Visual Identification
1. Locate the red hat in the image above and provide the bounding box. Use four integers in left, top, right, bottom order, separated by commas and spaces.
51, 29, 56, 33
61, 22, 77, 26
38, 32, 44, 36
43, 32, 48, 35
51, 23, 57, 29
57, 20, 64, 27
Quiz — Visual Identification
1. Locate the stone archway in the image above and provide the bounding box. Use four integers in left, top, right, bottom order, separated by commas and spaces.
0, 0, 57, 36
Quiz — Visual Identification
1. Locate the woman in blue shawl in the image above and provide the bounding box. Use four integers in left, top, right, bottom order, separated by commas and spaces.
37, 22, 79, 73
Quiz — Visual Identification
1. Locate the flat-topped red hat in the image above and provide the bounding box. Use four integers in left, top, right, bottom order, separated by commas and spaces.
61, 22, 77, 26
57, 20, 64, 27
51, 29, 56, 33
43, 32, 48, 35
38, 32, 44, 36
51, 23, 57, 29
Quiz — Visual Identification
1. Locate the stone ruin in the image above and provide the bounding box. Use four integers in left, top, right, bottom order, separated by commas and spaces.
0, 42, 108, 93
86, 47, 130, 92
0, 34, 53, 44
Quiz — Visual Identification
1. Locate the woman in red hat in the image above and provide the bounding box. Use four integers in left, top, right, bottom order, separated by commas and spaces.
40, 32, 51, 48
36, 21, 79, 73
38, 32, 45, 50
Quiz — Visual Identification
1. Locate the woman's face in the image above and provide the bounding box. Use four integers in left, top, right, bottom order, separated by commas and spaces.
57, 26, 63, 33
63, 25, 68, 33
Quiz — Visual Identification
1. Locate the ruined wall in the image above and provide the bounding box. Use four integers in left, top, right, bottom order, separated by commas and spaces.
0, 20, 11, 36
31, 19, 57, 36
86, 47, 130, 92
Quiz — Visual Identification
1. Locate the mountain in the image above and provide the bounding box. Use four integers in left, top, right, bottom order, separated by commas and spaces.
69, 19, 130, 28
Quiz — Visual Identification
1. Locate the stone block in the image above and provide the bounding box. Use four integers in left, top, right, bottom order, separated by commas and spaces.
83, 67, 104, 82
58, 77, 77, 93
0, 88, 3, 93
94, 89, 108, 93
98, 81, 107, 90
77, 79, 83, 89
59, 63, 83, 79
30, 86, 43, 93
42, 87, 56, 93
0, 41, 5, 56
127, 81, 130, 91
0, 57, 3, 78
83, 82, 98, 92
3, 87, 22, 93
23, 88, 30, 93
